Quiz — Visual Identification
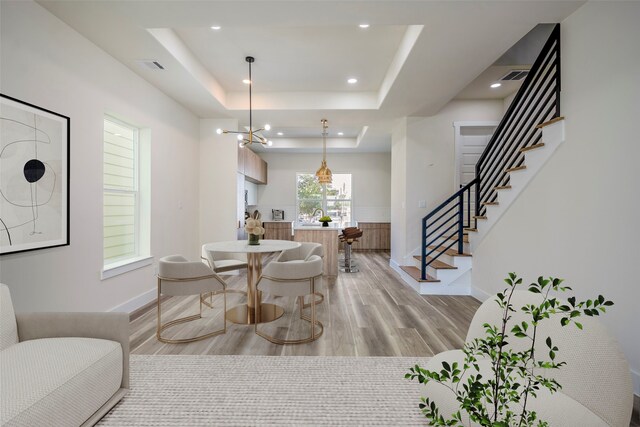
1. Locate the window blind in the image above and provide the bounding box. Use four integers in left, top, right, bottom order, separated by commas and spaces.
103, 119, 138, 264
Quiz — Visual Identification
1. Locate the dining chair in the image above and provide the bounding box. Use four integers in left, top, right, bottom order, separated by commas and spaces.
157, 255, 227, 344
200, 245, 248, 308
255, 255, 324, 344
276, 242, 325, 308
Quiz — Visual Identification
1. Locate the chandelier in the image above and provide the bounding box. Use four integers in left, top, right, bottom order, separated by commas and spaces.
216, 56, 272, 147
315, 119, 332, 184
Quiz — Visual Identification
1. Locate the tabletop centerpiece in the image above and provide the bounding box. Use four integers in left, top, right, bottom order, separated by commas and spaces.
319, 216, 332, 227
245, 210, 265, 245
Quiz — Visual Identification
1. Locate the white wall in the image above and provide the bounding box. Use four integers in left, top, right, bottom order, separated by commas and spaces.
390, 118, 408, 266
255, 152, 391, 223
0, 1, 200, 313
471, 1, 640, 395
199, 119, 239, 247
391, 100, 504, 264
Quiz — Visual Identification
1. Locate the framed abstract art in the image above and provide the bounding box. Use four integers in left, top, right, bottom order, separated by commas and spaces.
0, 94, 70, 255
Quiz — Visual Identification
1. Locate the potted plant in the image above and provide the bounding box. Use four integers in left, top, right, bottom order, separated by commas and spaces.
319, 215, 332, 227
245, 210, 265, 245
406, 273, 613, 426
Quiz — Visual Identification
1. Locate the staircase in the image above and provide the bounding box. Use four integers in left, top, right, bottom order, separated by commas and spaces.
397, 24, 563, 295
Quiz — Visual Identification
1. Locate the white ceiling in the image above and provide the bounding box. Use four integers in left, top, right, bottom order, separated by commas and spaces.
36, 0, 584, 153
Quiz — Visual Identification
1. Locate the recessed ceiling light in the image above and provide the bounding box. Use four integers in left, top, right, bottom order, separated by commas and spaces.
267, 140, 273, 146
359, 24, 370, 29
347, 78, 358, 84
264, 124, 271, 131
211, 26, 221, 30
242, 79, 252, 85
338, 132, 344, 136
277, 132, 283, 136
490, 82, 502, 88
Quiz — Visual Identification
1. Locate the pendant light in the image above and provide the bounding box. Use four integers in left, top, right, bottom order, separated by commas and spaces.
216, 56, 272, 147
315, 119, 332, 184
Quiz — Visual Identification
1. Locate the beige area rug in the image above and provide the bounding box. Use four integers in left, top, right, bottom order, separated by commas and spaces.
98, 355, 430, 426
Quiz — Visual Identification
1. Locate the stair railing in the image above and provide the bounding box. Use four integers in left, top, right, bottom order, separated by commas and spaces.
421, 178, 476, 280
475, 24, 561, 217
420, 24, 561, 280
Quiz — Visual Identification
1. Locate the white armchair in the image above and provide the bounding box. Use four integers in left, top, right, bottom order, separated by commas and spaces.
255, 255, 324, 345
0, 283, 129, 426
157, 255, 227, 344
420, 290, 633, 426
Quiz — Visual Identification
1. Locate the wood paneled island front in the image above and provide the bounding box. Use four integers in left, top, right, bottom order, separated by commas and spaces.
293, 225, 339, 277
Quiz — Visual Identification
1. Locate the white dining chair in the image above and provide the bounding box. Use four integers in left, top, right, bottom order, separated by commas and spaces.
255, 255, 324, 344
200, 245, 248, 307
276, 242, 325, 308
157, 255, 227, 344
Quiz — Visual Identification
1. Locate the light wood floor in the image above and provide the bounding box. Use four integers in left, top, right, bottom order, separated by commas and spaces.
130, 252, 481, 356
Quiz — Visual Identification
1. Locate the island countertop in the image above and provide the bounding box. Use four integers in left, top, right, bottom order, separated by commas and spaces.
293, 224, 340, 231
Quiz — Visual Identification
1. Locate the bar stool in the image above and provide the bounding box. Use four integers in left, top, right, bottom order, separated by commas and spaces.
339, 227, 363, 273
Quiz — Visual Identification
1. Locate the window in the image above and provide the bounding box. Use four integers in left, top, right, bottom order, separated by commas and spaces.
103, 116, 150, 272
296, 173, 352, 227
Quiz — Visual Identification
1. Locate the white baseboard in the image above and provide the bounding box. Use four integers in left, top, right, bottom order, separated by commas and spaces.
109, 287, 156, 314
470, 286, 491, 302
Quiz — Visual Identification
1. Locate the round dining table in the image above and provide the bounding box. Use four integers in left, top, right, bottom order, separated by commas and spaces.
202, 239, 301, 325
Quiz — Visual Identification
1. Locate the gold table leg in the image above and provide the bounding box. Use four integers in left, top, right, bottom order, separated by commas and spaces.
226, 252, 284, 325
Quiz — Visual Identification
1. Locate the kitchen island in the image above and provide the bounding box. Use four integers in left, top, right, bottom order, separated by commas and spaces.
293, 225, 340, 277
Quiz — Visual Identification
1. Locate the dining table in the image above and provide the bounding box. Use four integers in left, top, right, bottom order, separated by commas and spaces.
202, 239, 301, 325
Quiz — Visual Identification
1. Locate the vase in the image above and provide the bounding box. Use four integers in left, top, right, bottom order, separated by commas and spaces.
321, 221, 329, 227
248, 233, 260, 245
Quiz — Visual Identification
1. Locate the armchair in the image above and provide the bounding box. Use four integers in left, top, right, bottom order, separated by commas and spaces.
1, 283, 129, 427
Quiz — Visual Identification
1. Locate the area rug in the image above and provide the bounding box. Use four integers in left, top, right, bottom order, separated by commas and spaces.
98, 355, 430, 426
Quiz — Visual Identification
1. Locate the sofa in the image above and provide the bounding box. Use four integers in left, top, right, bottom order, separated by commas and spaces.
421, 290, 633, 426
0, 284, 129, 426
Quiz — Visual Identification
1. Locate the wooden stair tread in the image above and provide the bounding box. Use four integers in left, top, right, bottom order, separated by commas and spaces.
494, 185, 512, 190
473, 215, 487, 220
481, 201, 499, 206
520, 143, 545, 153
445, 234, 469, 243
536, 116, 565, 129
399, 266, 440, 283
505, 165, 526, 173
427, 245, 472, 257
412, 256, 457, 270
464, 228, 477, 232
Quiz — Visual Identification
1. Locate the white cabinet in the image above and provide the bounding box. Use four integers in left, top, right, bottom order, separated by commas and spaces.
245, 180, 258, 206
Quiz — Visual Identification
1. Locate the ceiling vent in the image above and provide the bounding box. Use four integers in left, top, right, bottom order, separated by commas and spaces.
501, 70, 529, 81
136, 60, 165, 70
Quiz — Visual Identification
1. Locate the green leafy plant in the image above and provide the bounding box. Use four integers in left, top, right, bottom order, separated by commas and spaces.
319, 216, 332, 223
406, 273, 613, 427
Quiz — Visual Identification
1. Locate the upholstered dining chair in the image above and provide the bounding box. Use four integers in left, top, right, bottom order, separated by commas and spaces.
157, 255, 227, 344
201, 245, 248, 274
255, 255, 324, 345
276, 242, 325, 308
200, 245, 248, 308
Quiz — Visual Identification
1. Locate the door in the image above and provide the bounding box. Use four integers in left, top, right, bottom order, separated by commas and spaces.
454, 122, 498, 220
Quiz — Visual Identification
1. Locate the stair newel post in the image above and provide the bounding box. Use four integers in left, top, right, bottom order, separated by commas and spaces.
475, 165, 482, 218
467, 186, 472, 229
458, 193, 464, 255
421, 217, 427, 281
